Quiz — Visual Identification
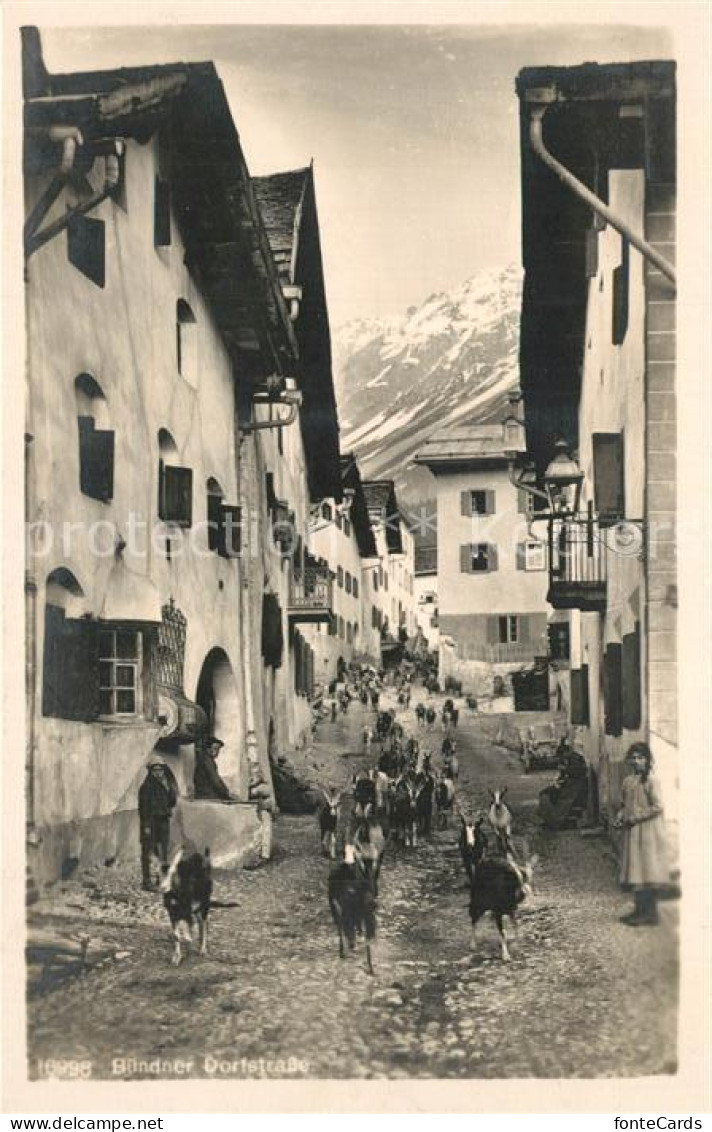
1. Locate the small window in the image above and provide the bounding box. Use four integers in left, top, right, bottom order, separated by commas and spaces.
471, 490, 488, 515
593, 433, 625, 526
461, 490, 495, 517
75, 376, 113, 503
68, 213, 105, 288
345, 572, 352, 594
498, 615, 519, 644
322, 502, 333, 522
159, 463, 193, 526
337, 566, 344, 589
176, 300, 198, 387
338, 616, 345, 640
548, 622, 571, 661
99, 629, 142, 717
612, 237, 630, 346
463, 543, 495, 573
154, 176, 171, 248
517, 540, 547, 571
353, 577, 359, 599
344, 517, 351, 537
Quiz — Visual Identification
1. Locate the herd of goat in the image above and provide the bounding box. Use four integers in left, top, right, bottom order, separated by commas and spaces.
324, 700, 536, 973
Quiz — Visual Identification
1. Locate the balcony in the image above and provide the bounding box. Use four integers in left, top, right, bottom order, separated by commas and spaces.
288, 566, 334, 625
547, 517, 607, 612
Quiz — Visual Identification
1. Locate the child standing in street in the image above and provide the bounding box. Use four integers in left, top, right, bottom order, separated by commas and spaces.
614, 742, 669, 926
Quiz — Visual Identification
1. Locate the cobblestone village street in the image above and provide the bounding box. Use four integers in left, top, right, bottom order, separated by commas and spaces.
27, 692, 678, 1081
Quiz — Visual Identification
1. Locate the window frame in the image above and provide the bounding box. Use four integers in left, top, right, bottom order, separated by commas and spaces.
98, 627, 143, 719
498, 615, 519, 645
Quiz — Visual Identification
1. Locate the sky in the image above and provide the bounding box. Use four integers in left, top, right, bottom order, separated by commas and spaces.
41, 22, 674, 330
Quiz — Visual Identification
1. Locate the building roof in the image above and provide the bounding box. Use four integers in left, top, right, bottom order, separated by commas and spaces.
362, 480, 403, 556
253, 165, 342, 502
414, 424, 513, 471
339, 454, 377, 560
252, 169, 310, 287
516, 58, 675, 475
22, 28, 298, 381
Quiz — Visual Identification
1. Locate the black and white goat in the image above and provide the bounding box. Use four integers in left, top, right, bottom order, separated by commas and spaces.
327, 844, 376, 975
319, 788, 342, 859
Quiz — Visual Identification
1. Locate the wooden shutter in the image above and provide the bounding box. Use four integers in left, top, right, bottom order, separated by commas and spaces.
516, 542, 527, 571
220, 504, 242, 557
207, 491, 222, 552
593, 433, 625, 526
622, 622, 642, 730
161, 466, 193, 526
261, 593, 283, 669
154, 176, 171, 247
612, 238, 630, 345
604, 644, 623, 737
141, 626, 159, 722
460, 544, 472, 574
43, 609, 99, 722
460, 491, 472, 517
485, 490, 496, 515
585, 227, 599, 278
519, 616, 530, 643
78, 417, 114, 502
67, 213, 105, 288
570, 665, 590, 726
486, 615, 499, 644
487, 544, 499, 571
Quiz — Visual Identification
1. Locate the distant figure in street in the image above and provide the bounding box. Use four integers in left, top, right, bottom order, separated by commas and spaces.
138, 757, 179, 891
193, 737, 236, 803
614, 743, 669, 927
538, 741, 589, 830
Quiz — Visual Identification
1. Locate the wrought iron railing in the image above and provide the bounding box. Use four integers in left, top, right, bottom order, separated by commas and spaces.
548, 517, 607, 604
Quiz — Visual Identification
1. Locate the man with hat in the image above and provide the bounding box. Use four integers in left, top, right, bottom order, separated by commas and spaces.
138, 757, 179, 890
193, 736, 236, 802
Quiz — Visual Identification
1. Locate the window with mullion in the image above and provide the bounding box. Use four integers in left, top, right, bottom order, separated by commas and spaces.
98, 629, 142, 717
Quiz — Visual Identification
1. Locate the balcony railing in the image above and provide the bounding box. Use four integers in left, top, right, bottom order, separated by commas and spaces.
547, 517, 607, 612
288, 566, 334, 624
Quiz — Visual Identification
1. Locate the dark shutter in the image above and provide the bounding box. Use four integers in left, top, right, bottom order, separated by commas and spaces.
487, 544, 499, 571
486, 615, 499, 645
42, 603, 66, 718
43, 606, 100, 721
460, 545, 472, 574
141, 626, 159, 722
460, 491, 472, 517
593, 433, 625, 526
261, 593, 283, 669
161, 466, 193, 526
78, 417, 114, 502
207, 492, 222, 552
612, 237, 630, 345
622, 622, 642, 730
585, 227, 599, 278
570, 666, 590, 726
604, 644, 623, 737
220, 504, 242, 557
519, 616, 530, 643
154, 176, 171, 247
67, 213, 105, 288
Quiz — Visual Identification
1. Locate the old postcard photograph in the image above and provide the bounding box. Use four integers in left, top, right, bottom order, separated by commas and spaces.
2, 0, 710, 1115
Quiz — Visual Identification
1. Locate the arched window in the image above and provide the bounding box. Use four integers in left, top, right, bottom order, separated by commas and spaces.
176, 299, 198, 387
75, 375, 113, 502
158, 429, 192, 528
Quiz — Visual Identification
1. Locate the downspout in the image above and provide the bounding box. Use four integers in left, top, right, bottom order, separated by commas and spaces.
529, 105, 676, 290
23, 126, 83, 251
25, 148, 123, 258
237, 421, 274, 858
25, 433, 39, 841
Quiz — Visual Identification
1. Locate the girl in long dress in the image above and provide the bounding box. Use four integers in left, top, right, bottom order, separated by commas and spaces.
614, 742, 669, 926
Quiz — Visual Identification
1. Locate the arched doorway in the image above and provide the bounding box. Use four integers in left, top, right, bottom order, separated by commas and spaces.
195, 648, 243, 795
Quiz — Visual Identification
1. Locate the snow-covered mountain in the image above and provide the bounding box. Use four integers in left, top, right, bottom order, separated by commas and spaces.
333, 264, 522, 507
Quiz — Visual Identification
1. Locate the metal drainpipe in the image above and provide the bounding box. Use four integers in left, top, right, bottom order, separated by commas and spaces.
529, 105, 676, 289
25, 433, 39, 839
237, 425, 274, 857
26, 150, 122, 258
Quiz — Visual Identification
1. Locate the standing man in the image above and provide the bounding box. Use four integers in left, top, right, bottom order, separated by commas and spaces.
138, 757, 178, 891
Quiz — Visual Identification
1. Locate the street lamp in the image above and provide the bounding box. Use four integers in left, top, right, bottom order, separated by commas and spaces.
542, 439, 584, 517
